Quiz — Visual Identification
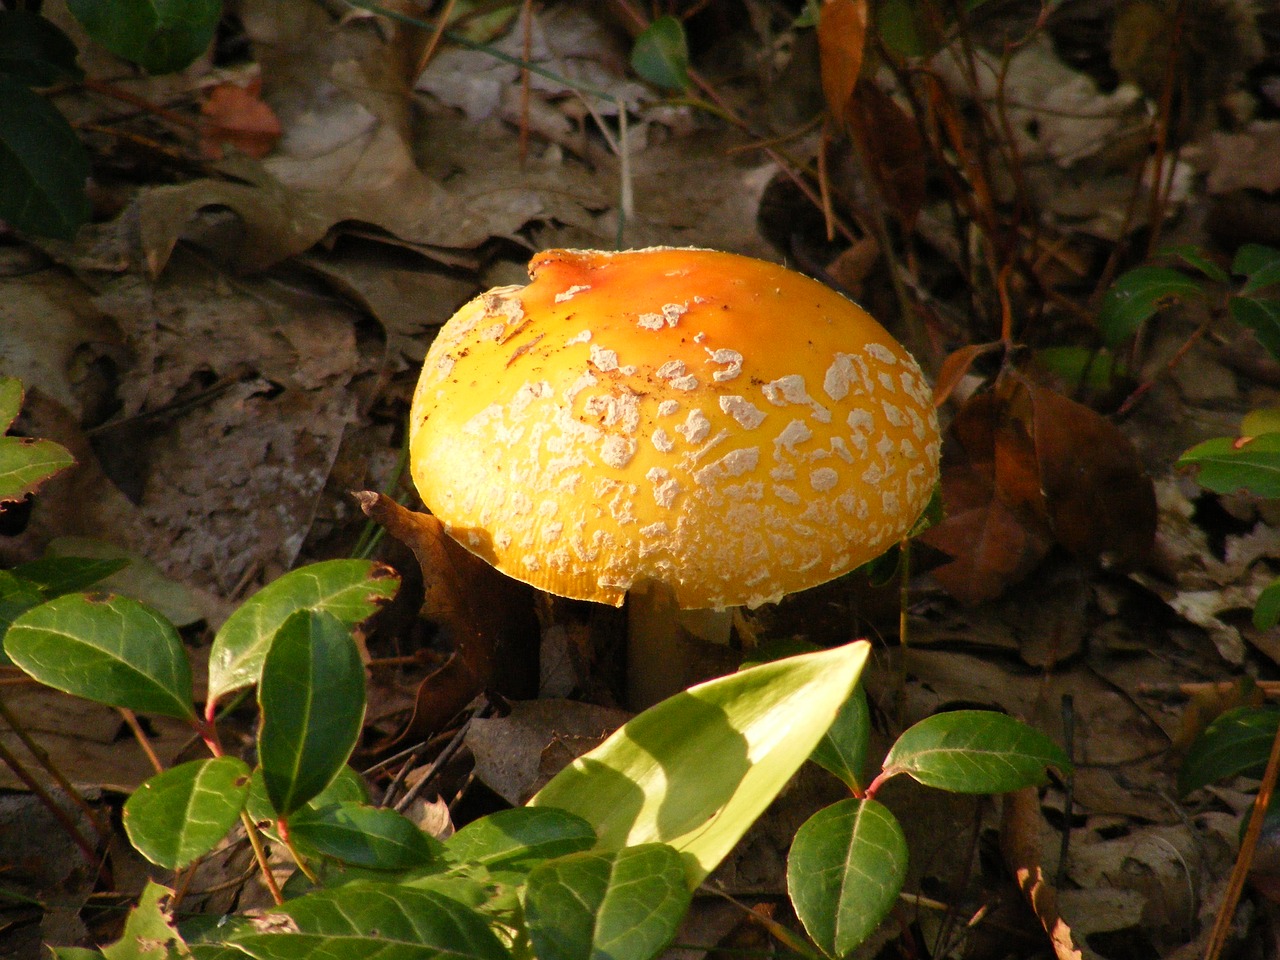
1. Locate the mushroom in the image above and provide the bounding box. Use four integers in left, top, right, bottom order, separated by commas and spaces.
408, 247, 941, 707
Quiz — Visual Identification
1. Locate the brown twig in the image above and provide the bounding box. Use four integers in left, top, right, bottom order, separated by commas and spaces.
118, 708, 166, 776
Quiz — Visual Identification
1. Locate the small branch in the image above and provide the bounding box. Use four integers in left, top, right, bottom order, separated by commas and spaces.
240, 809, 284, 906
119, 708, 165, 776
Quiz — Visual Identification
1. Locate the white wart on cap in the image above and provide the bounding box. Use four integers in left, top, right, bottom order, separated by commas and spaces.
409, 247, 941, 610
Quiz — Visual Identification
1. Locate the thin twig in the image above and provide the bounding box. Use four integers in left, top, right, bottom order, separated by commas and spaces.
119, 708, 165, 776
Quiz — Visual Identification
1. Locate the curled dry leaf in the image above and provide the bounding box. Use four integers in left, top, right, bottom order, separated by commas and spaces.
1001, 787, 1084, 960
922, 375, 1155, 603
354, 492, 538, 746
199, 77, 282, 160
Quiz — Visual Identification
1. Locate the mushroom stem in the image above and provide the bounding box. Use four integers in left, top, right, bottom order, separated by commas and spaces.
626, 581, 733, 708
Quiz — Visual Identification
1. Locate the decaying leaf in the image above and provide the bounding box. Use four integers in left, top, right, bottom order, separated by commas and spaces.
923, 375, 1156, 603
818, 0, 870, 134
354, 492, 538, 746
199, 77, 282, 160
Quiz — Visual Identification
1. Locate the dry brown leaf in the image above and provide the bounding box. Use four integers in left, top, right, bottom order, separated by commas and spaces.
818, 0, 869, 134
355, 493, 538, 746
845, 82, 928, 230
1002, 787, 1084, 960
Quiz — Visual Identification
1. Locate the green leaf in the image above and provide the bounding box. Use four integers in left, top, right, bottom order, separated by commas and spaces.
526, 844, 691, 960
45, 536, 203, 627
1032, 346, 1125, 392
0, 570, 44, 652
208, 559, 398, 706
1178, 434, 1280, 497
66, 0, 221, 74
229, 882, 509, 960
1179, 705, 1279, 796
1256, 577, 1280, 630
288, 802, 447, 870
257, 609, 367, 816
124, 757, 252, 870
447, 806, 596, 875
0, 377, 21, 430
0, 75, 89, 240
5, 593, 195, 719
1097, 265, 1205, 347
810, 685, 870, 791
1159, 244, 1230, 284
1233, 244, 1280, 295
1229, 296, 1280, 361
530, 641, 870, 886
630, 16, 690, 92
12, 555, 130, 597
0, 11, 83, 86
101, 881, 192, 959
788, 798, 907, 957
245, 764, 370, 827
882, 710, 1070, 793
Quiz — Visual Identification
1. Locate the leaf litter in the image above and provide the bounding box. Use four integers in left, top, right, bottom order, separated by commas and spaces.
2, 0, 1280, 956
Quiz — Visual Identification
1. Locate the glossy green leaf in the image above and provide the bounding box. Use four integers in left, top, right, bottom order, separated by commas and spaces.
45, 536, 202, 627
0, 76, 90, 240
49, 950, 104, 960
124, 757, 252, 870
1229, 296, 1280, 361
1255, 576, 1280, 630
631, 16, 689, 92
1178, 433, 1280, 497
289, 802, 446, 870
788, 798, 907, 957
1097, 266, 1204, 347
245, 764, 369, 828
531, 641, 870, 886
229, 882, 508, 960
1159, 244, 1230, 284
1179, 705, 1279, 796
1233, 244, 1280, 294
5, 593, 195, 719
448, 806, 596, 875
12, 555, 130, 597
882, 710, 1070, 793
0, 11, 83, 86
67, 0, 220, 74
811, 685, 870, 791
208, 559, 398, 706
526, 844, 690, 960
0, 377, 74, 500
101, 881, 190, 959
257, 609, 366, 816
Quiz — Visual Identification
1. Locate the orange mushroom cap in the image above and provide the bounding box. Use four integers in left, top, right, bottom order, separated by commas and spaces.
409, 247, 941, 609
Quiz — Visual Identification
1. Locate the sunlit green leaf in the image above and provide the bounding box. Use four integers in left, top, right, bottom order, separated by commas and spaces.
229, 882, 508, 960
788, 798, 907, 956
5, 593, 195, 719
124, 757, 251, 870
101, 882, 191, 959
1256, 577, 1280, 631
208, 559, 397, 706
289, 802, 447, 870
531, 641, 870, 886
882, 710, 1070, 793
526, 844, 690, 960
257, 610, 366, 816
810, 685, 870, 791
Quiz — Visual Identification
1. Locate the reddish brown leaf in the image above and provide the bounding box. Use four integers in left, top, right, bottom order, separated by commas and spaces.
1011, 376, 1156, 567
354, 492, 538, 746
845, 82, 928, 230
921, 391, 1055, 604
818, 0, 869, 134
933, 341, 1003, 407
199, 78, 282, 160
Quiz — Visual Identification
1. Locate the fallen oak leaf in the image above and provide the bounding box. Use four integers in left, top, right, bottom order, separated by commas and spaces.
353, 492, 537, 746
